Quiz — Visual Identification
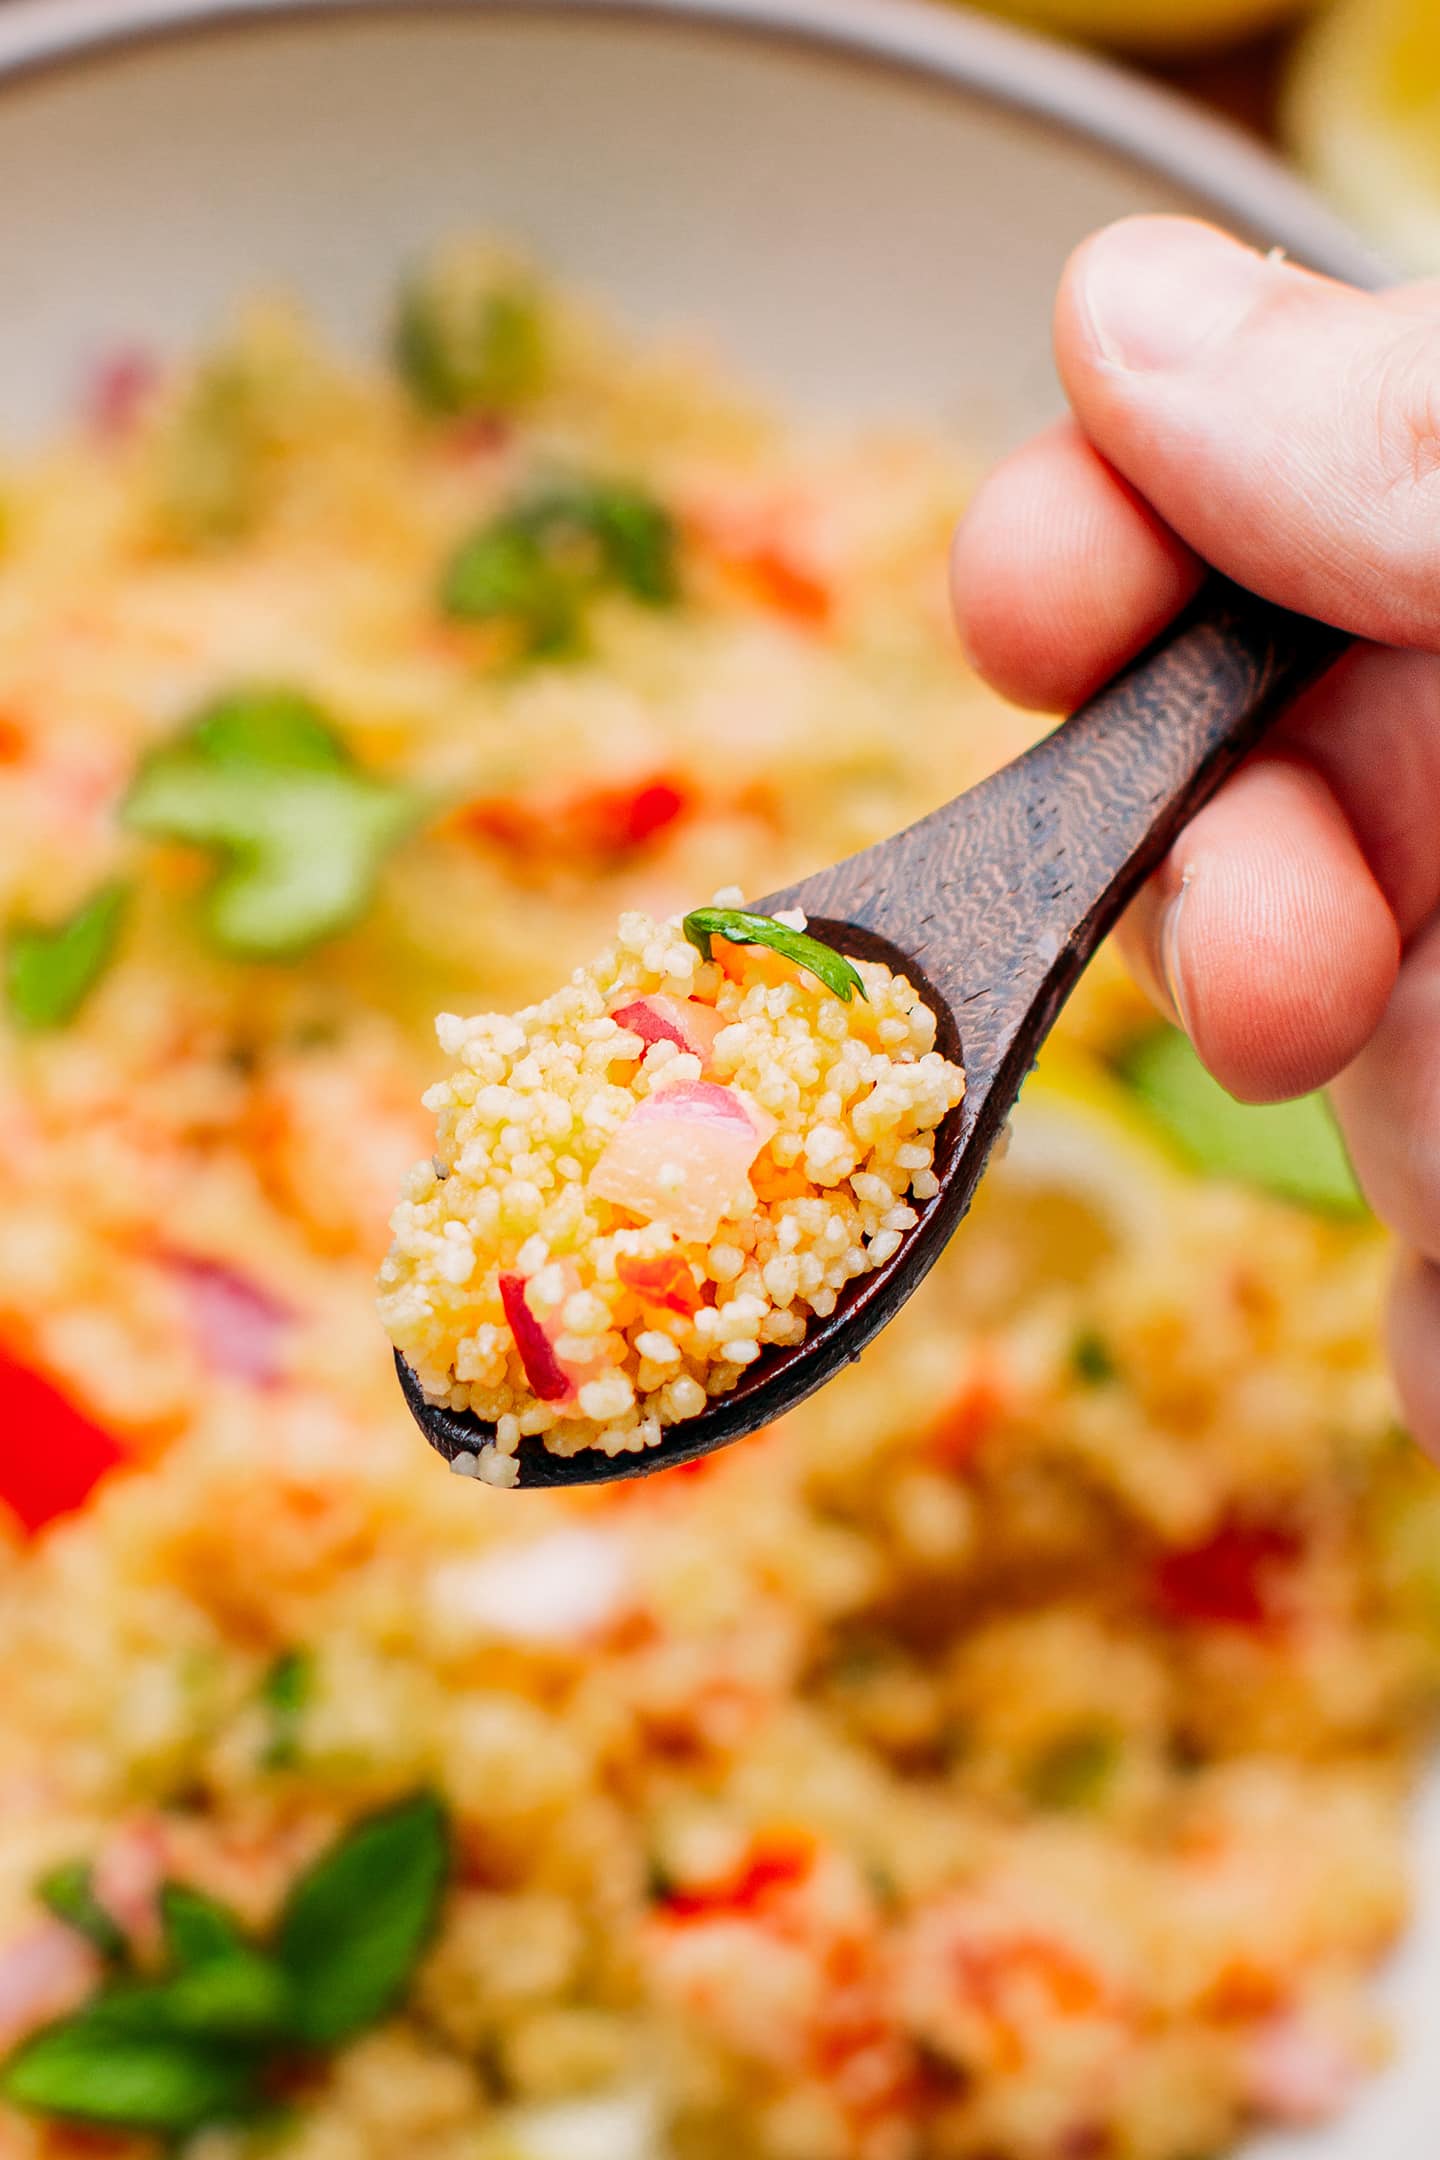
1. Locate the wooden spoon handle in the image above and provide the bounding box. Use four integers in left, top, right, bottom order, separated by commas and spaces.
777, 579, 1350, 1107
1012, 575, 1350, 928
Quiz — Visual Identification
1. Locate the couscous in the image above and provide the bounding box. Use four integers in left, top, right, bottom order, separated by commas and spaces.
380, 903, 963, 1470
0, 248, 1436, 2160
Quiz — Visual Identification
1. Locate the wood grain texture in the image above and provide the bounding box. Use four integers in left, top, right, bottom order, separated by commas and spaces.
402, 576, 1348, 1487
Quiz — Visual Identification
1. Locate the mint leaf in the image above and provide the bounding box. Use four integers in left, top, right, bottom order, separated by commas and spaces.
122, 689, 423, 961
442, 478, 678, 656
192, 688, 348, 773
36, 1862, 127, 1962
6, 882, 127, 1032
277, 1792, 449, 2046
1120, 1026, 1367, 1218
442, 520, 580, 655
395, 263, 548, 418
92, 1956, 294, 2045
1, 2008, 262, 2135
681, 907, 868, 1004
162, 1883, 248, 1969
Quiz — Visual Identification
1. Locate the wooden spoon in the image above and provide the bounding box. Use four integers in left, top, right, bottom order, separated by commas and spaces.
397, 577, 1347, 1487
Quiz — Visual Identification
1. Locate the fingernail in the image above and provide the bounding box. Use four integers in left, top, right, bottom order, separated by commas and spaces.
1158, 871, 1196, 1035
1078, 220, 1271, 373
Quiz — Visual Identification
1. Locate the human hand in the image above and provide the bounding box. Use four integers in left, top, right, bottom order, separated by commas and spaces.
952, 216, 1440, 1455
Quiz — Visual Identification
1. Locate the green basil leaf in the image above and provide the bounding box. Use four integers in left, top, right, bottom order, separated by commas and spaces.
5, 882, 128, 1033
161, 1884, 248, 1970
36, 1862, 127, 1962
276, 1792, 449, 2047
122, 689, 424, 961
1119, 1026, 1367, 1218
259, 1646, 314, 1770
681, 907, 868, 1004
1, 2008, 262, 2135
395, 263, 548, 419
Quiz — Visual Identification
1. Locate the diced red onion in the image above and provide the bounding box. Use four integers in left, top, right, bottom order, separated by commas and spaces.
170, 1256, 295, 1388
0, 1925, 101, 2050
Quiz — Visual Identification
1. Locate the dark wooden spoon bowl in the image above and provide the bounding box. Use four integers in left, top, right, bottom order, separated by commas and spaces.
399, 576, 1348, 1487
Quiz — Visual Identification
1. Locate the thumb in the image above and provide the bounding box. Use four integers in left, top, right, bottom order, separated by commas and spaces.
1056, 217, 1440, 647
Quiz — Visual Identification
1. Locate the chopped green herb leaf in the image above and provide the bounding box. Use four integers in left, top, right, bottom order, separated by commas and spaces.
5, 883, 127, 1033
442, 519, 581, 656
122, 689, 423, 961
681, 907, 868, 1004
259, 1646, 314, 1769
1025, 1726, 1121, 1812
277, 1791, 449, 2047
92, 1956, 295, 2045
161, 1884, 248, 1971
442, 479, 679, 657
1120, 1026, 1367, 1218
1, 2008, 263, 2136
37, 1862, 127, 1963
5, 1794, 451, 2142
1070, 1329, 1118, 1387
395, 260, 548, 418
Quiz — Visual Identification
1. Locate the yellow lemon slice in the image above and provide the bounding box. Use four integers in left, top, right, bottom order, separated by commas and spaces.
1286, 0, 1440, 272
963, 1043, 1183, 1292
972, 0, 1313, 57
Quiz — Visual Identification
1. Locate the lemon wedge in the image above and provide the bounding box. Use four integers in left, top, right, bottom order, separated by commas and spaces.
973, 0, 1312, 57
1286, 0, 1440, 272
965, 1043, 1182, 1292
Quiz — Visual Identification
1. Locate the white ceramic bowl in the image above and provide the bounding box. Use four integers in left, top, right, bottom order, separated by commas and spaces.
0, 2, 1431, 2151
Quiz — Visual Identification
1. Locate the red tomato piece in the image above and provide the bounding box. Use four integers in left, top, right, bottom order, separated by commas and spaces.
1153, 1520, 1300, 1630
0, 1351, 128, 1534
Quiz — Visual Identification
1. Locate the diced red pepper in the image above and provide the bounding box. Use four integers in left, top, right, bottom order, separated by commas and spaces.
733, 543, 832, 628
1153, 1520, 1300, 1630
587, 777, 688, 851
927, 1357, 1008, 1471
458, 773, 691, 864
660, 1830, 816, 1920
616, 1251, 703, 1317
0, 1350, 128, 1535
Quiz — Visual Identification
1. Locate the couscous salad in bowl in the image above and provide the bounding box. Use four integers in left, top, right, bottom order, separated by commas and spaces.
0, 230, 1437, 2160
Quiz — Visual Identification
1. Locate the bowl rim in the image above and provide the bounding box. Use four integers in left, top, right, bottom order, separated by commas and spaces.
0, 0, 1387, 290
